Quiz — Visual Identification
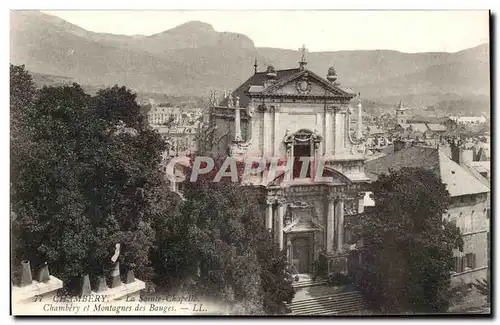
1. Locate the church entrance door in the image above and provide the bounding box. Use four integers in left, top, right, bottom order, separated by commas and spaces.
292, 236, 311, 273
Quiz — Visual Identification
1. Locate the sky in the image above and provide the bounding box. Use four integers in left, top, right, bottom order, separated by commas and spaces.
43, 10, 490, 53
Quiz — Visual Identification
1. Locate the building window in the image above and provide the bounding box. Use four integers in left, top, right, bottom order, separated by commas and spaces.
465, 253, 476, 270
453, 256, 465, 273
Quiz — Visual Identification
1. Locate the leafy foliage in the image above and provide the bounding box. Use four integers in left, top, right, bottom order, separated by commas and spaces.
11, 65, 293, 312
351, 167, 463, 313
154, 166, 294, 314
10, 65, 168, 292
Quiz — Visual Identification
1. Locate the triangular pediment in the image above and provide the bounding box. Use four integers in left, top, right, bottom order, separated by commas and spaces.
261, 70, 356, 98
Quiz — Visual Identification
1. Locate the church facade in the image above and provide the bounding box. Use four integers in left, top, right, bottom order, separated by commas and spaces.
205, 49, 371, 275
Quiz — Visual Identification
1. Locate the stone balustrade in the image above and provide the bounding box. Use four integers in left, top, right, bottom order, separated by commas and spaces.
12, 259, 146, 305
12, 260, 63, 304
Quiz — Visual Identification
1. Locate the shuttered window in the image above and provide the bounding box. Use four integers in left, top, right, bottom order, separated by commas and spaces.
454, 254, 477, 273
466, 253, 476, 269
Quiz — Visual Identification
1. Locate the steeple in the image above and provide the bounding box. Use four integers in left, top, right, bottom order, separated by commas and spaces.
253, 58, 258, 74
299, 44, 308, 71
396, 100, 407, 125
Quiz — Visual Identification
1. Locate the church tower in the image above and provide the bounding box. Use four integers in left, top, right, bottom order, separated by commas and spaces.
395, 100, 407, 125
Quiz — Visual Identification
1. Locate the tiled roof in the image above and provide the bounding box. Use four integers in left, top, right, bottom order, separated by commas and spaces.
426, 123, 447, 132
396, 123, 410, 129
218, 68, 356, 108
462, 163, 490, 188
365, 146, 490, 197
408, 117, 448, 124
409, 123, 428, 133
219, 68, 300, 108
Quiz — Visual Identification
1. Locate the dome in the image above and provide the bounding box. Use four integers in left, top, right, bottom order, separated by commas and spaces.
327, 66, 337, 82
266, 65, 277, 79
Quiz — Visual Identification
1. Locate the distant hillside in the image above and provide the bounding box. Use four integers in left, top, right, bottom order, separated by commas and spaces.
10, 10, 490, 114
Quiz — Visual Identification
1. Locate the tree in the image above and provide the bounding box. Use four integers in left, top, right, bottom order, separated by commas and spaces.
153, 162, 294, 314
10, 66, 169, 292
352, 167, 463, 314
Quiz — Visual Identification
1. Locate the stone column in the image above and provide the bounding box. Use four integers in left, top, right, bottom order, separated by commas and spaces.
263, 108, 270, 156
266, 198, 274, 231
345, 112, 349, 148
332, 108, 338, 155
326, 198, 336, 253
277, 198, 286, 250
273, 107, 280, 155
336, 198, 345, 252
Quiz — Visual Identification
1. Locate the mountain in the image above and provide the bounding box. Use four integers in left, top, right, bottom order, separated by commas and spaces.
10, 11, 257, 94
10, 10, 490, 114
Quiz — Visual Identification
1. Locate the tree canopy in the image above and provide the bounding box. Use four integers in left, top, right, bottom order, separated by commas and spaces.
352, 167, 463, 313
11, 65, 293, 314
154, 166, 294, 314
10, 65, 169, 292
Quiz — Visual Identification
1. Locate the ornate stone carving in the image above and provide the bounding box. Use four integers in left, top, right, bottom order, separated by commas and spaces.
283, 129, 323, 150
343, 200, 358, 216
296, 78, 312, 95
246, 100, 255, 117
276, 197, 287, 205
356, 192, 366, 199
227, 94, 234, 108
265, 197, 276, 205
257, 104, 268, 113
334, 192, 348, 201
272, 105, 281, 113
351, 142, 366, 155
229, 141, 250, 157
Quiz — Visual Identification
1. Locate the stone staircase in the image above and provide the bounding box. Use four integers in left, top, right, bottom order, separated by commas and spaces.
286, 277, 369, 316
287, 290, 368, 315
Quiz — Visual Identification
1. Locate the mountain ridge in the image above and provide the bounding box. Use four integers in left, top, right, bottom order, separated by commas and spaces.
10, 11, 490, 114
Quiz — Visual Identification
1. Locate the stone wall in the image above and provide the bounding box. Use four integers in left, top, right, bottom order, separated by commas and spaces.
446, 193, 489, 285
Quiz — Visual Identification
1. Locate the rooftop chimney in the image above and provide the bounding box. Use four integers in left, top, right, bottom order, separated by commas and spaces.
448, 138, 472, 165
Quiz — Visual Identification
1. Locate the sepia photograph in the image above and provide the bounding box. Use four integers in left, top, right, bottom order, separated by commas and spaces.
9, 9, 491, 317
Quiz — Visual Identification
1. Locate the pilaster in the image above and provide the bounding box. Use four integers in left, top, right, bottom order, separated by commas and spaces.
276, 197, 286, 250
326, 197, 336, 253
324, 107, 333, 156
266, 197, 274, 231
273, 106, 280, 155
335, 194, 346, 252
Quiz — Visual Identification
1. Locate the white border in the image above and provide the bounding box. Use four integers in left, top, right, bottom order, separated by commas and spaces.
2, 1, 498, 325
